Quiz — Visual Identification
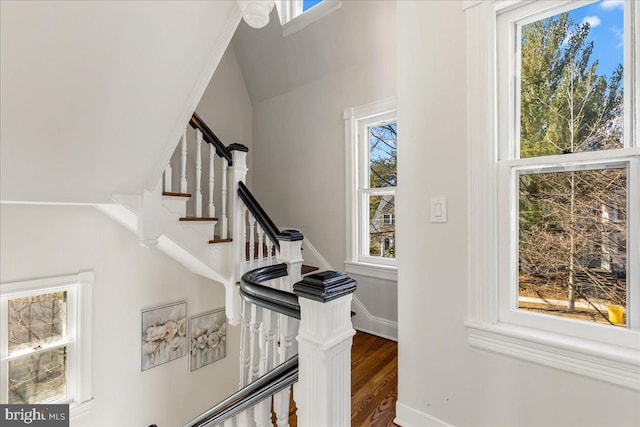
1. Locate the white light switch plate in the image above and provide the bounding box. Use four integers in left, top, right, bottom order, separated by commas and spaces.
430, 197, 447, 223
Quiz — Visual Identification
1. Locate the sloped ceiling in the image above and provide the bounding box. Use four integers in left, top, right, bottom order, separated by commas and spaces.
1, 0, 239, 203
232, 0, 397, 105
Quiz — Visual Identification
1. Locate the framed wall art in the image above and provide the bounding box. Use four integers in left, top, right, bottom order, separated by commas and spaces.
141, 301, 187, 371
189, 308, 226, 372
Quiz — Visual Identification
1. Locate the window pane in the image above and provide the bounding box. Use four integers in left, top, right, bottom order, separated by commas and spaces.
8, 347, 67, 404
520, 2, 624, 158
303, 0, 322, 12
369, 122, 397, 188
8, 292, 66, 352
518, 167, 627, 327
369, 194, 395, 258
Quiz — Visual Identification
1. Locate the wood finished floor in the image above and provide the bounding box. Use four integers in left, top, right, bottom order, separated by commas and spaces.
285, 331, 399, 427
351, 331, 399, 427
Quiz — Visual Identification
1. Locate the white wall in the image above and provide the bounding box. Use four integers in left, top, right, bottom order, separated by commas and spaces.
0, 204, 239, 426
249, 1, 398, 337
396, 2, 640, 426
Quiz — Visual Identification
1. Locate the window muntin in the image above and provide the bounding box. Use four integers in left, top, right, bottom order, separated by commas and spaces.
498, 0, 638, 338
1, 273, 92, 410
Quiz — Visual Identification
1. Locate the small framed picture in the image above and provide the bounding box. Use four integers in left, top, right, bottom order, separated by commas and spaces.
141, 301, 187, 371
189, 308, 226, 372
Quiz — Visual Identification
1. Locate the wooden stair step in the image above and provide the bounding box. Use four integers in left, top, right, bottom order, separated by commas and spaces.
179, 217, 218, 222
163, 191, 191, 198
209, 237, 232, 244
301, 265, 319, 275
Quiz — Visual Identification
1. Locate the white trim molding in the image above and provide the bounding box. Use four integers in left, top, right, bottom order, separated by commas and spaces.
394, 402, 454, 427
351, 295, 397, 342
344, 261, 397, 282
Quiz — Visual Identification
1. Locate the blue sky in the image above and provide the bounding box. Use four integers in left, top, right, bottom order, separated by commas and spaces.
566, 0, 624, 78
303, 0, 323, 12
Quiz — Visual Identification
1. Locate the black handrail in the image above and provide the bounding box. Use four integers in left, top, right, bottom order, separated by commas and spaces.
189, 112, 234, 165
240, 263, 301, 319
184, 355, 299, 427
237, 182, 304, 252
185, 264, 301, 427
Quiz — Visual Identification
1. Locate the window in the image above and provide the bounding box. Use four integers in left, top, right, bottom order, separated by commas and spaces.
1, 272, 93, 415
344, 97, 398, 280
466, 0, 639, 389
275, 0, 341, 37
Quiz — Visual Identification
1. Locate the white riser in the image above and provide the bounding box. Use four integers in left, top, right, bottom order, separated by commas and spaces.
162, 195, 189, 217
180, 221, 218, 240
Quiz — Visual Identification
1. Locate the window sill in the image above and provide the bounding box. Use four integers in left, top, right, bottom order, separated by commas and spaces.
465, 320, 640, 390
344, 261, 397, 282
281, 1, 341, 37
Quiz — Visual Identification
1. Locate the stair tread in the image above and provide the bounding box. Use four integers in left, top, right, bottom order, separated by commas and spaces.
209, 237, 233, 244
301, 265, 319, 275
179, 217, 219, 222
163, 191, 191, 198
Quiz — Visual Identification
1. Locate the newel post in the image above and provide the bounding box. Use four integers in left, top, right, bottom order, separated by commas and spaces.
228, 144, 248, 324
294, 272, 357, 427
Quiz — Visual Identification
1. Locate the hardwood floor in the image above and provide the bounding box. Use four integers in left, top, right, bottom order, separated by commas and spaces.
351, 331, 399, 427
285, 331, 398, 427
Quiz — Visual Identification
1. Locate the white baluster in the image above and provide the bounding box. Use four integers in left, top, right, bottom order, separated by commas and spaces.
257, 225, 265, 267
240, 206, 248, 278
267, 238, 275, 267
264, 308, 278, 375
237, 410, 253, 427
222, 417, 235, 427
253, 397, 271, 427
239, 298, 251, 388
249, 304, 263, 383
221, 158, 229, 239
164, 163, 172, 193
274, 385, 292, 427
249, 215, 256, 268
180, 129, 187, 193
195, 129, 203, 217
209, 143, 216, 218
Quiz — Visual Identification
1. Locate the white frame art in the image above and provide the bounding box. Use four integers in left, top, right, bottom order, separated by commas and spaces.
188, 308, 226, 372
141, 301, 187, 372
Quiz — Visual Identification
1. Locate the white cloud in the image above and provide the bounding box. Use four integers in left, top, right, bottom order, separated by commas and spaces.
581, 15, 601, 28
600, 0, 624, 10
610, 26, 624, 48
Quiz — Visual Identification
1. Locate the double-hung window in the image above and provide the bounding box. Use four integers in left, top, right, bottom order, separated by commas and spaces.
1, 272, 92, 414
466, 0, 639, 389
345, 97, 398, 280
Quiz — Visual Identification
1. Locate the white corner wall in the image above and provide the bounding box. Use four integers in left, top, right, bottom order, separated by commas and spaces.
0, 204, 239, 426
396, 2, 640, 427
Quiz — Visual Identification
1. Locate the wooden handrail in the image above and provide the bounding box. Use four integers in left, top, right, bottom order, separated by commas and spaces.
237, 182, 304, 252
189, 112, 234, 165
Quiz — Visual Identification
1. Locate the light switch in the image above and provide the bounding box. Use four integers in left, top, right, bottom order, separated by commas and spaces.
430, 197, 447, 223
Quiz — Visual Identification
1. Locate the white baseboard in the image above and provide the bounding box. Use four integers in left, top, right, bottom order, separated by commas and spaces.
352, 294, 398, 341
394, 402, 454, 427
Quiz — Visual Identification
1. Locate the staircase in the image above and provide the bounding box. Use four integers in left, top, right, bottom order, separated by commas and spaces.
100, 113, 356, 427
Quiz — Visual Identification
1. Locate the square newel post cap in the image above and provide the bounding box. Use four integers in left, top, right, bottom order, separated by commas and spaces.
227, 143, 249, 152
293, 271, 357, 303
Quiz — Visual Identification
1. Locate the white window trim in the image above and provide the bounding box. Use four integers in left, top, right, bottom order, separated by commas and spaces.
344, 97, 398, 281
0, 272, 93, 416
465, 0, 640, 390
275, 0, 341, 37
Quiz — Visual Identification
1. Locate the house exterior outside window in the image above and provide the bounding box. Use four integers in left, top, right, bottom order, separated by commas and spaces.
344, 97, 398, 281
465, 0, 639, 390
1, 272, 93, 416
